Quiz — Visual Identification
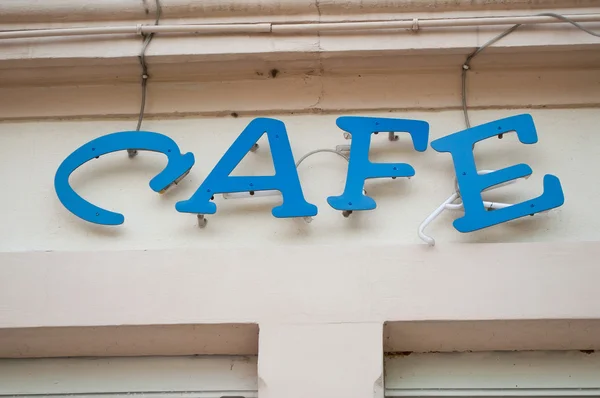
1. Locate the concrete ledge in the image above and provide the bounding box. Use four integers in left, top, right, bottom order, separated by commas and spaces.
0, 16, 598, 87
0, 324, 259, 358
384, 320, 600, 353
1, 242, 599, 329
1, 0, 598, 23
0, 356, 258, 395
0, 67, 598, 119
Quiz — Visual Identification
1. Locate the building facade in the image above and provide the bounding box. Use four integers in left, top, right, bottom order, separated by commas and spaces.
1, 0, 600, 397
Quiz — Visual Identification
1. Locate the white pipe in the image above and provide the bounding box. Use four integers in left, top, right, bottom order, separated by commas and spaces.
418, 195, 513, 246
0, 23, 272, 39
484, 201, 512, 210
0, 13, 598, 40
445, 201, 512, 210
273, 20, 414, 33
273, 14, 600, 33
419, 169, 530, 245
420, 13, 600, 28
1, 26, 135, 38
151, 23, 272, 34
418, 192, 459, 247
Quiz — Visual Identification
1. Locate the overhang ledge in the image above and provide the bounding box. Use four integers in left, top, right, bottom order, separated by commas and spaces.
1, 0, 599, 24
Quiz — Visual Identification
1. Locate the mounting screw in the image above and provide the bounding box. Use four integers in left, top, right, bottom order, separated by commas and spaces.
342, 210, 353, 218
343, 132, 351, 140
388, 132, 399, 141
250, 143, 259, 152
127, 149, 138, 158
335, 144, 351, 153
197, 214, 208, 228
303, 216, 313, 224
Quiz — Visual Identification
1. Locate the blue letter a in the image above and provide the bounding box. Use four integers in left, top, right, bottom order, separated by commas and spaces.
176, 118, 317, 218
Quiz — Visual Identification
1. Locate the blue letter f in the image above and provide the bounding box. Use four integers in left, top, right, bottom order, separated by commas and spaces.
327, 116, 429, 212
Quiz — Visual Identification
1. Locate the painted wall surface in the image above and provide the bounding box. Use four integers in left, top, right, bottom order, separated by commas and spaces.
0, 108, 593, 252
1, 2, 600, 397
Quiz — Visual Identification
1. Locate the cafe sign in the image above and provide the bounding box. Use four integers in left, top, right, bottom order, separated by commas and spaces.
55, 113, 564, 241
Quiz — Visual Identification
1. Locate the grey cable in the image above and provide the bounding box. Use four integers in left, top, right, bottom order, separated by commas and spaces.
128, 0, 162, 158
461, 12, 600, 130
295, 148, 353, 218
295, 148, 349, 168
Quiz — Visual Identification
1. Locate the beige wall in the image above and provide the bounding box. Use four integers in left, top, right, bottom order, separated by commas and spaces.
1, 1, 600, 397
2, 0, 598, 24
0, 108, 596, 252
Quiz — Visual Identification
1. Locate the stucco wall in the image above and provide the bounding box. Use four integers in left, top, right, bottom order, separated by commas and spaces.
0, 108, 594, 252
2, 0, 597, 23
1, 2, 600, 397
2, 107, 600, 398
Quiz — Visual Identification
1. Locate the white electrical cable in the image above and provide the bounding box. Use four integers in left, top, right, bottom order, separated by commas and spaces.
219, 147, 350, 225
222, 147, 349, 201
418, 171, 527, 246
418, 192, 459, 246
295, 148, 349, 168
419, 12, 600, 243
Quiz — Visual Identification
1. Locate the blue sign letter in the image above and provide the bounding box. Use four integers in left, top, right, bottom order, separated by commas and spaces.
55, 132, 195, 225
176, 118, 317, 218
430, 114, 564, 233
327, 117, 429, 211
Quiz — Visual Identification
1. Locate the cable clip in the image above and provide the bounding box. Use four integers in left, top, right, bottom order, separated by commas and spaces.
197, 214, 207, 228
411, 18, 420, 33
136, 24, 144, 36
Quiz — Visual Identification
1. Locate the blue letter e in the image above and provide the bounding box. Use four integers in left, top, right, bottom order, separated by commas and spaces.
430, 114, 564, 233
327, 117, 429, 211
176, 118, 317, 218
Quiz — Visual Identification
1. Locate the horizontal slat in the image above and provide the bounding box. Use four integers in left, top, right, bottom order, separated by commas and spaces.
0, 356, 258, 395
384, 320, 600, 353
385, 351, 600, 394
386, 389, 600, 397
4, 393, 258, 398
0, 324, 259, 358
